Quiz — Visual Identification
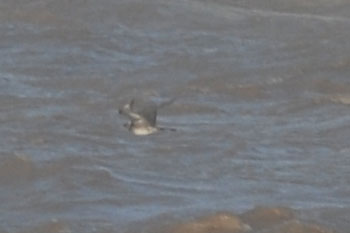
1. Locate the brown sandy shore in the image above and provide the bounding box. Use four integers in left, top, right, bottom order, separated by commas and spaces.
3, 206, 335, 233
137, 206, 335, 233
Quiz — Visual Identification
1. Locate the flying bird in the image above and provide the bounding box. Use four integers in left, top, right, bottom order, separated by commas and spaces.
119, 98, 175, 136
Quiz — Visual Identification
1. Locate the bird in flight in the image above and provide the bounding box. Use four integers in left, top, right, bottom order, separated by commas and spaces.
119, 98, 175, 136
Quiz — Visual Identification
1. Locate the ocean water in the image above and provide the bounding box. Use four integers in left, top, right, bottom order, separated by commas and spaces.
0, 0, 350, 232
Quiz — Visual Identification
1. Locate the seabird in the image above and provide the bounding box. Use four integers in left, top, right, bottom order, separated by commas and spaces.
119, 98, 175, 136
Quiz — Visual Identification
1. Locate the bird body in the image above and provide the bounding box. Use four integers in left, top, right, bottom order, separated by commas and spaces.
119, 98, 174, 136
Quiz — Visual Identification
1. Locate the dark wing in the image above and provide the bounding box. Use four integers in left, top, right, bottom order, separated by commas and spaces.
119, 98, 157, 127
133, 100, 157, 127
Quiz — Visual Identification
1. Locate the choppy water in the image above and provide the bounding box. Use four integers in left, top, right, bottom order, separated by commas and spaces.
1, 0, 350, 232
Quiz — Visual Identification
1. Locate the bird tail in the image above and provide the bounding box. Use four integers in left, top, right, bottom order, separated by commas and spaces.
158, 127, 176, 132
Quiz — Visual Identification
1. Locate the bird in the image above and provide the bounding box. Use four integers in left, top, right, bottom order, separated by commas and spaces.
119, 98, 175, 136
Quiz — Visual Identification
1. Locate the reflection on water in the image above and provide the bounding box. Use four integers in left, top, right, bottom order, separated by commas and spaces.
0, 0, 350, 232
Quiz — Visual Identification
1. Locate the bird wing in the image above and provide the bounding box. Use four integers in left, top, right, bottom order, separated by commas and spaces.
119, 99, 157, 127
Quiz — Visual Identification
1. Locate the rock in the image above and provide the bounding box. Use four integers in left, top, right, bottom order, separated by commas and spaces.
240, 206, 295, 229
268, 220, 334, 233
172, 213, 251, 233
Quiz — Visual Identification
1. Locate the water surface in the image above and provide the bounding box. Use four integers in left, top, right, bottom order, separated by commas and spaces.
1, 0, 350, 232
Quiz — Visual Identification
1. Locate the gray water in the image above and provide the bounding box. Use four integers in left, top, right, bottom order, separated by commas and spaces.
1, 0, 350, 232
